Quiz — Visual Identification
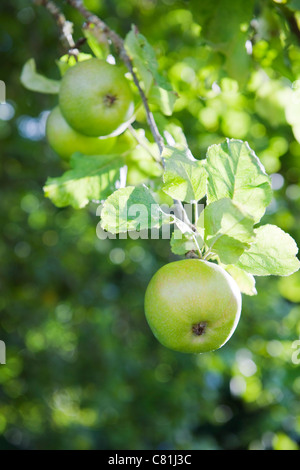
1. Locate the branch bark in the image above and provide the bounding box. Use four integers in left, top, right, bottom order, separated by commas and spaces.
34, 0, 77, 52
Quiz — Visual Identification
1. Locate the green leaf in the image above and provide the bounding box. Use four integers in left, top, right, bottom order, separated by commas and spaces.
125, 26, 172, 91
206, 139, 272, 223
198, 0, 255, 48
56, 53, 93, 76
124, 25, 175, 113
148, 86, 177, 116
164, 123, 188, 147
20, 59, 61, 94
225, 265, 257, 296
202, 198, 255, 264
162, 146, 207, 202
237, 224, 300, 276
126, 144, 162, 185
197, 0, 255, 85
170, 229, 203, 256
225, 31, 251, 86
83, 24, 110, 59
44, 153, 124, 209
285, 0, 300, 12
125, 28, 154, 94
209, 236, 248, 265
100, 185, 172, 234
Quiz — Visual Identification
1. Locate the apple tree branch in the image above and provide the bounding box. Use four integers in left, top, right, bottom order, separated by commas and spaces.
33, 0, 78, 53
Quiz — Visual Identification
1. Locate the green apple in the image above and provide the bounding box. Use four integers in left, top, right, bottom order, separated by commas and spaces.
46, 106, 116, 160
110, 129, 137, 155
125, 146, 162, 185
144, 259, 242, 354
59, 58, 134, 137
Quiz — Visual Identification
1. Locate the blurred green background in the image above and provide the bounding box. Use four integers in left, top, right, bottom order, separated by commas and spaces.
1, 0, 300, 450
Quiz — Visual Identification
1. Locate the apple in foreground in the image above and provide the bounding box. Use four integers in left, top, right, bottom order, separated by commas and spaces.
144, 259, 242, 354
59, 58, 134, 137
46, 107, 116, 160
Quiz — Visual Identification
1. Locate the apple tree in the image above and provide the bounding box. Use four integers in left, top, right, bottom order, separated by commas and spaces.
21, 0, 300, 354
2, 0, 300, 452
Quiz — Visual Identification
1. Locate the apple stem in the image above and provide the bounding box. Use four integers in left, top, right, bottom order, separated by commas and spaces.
203, 250, 213, 261
192, 234, 203, 259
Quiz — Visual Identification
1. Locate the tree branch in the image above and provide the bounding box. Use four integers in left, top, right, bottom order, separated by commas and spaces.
128, 124, 163, 168
65, 0, 165, 156
34, 0, 77, 53
37, 0, 201, 257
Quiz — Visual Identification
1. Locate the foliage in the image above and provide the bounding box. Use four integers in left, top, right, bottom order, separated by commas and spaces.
1, 0, 300, 450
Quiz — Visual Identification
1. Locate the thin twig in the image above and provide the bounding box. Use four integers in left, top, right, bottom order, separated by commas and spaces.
34, 0, 78, 53
202, 250, 212, 261
177, 201, 193, 229
192, 234, 203, 259
65, 0, 165, 156
128, 125, 163, 167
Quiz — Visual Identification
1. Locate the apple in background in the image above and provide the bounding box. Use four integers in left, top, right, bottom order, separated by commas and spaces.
111, 129, 137, 153
46, 107, 116, 160
144, 259, 242, 354
59, 58, 134, 137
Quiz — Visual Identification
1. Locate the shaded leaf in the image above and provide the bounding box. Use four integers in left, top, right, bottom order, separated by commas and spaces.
44, 153, 124, 209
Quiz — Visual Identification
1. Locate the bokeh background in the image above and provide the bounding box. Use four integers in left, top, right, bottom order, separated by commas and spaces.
1, 0, 300, 450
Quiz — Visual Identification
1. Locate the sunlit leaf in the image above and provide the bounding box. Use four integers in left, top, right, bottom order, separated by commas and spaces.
162, 145, 207, 202
170, 229, 203, 256
201, 198, 255, 264
225, 265, 257, 296
21, 59, 61, 94
44, 153, 124, 209
206, 139, 272, 223
237, 225, 300, 276
101, 185, 172, 233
